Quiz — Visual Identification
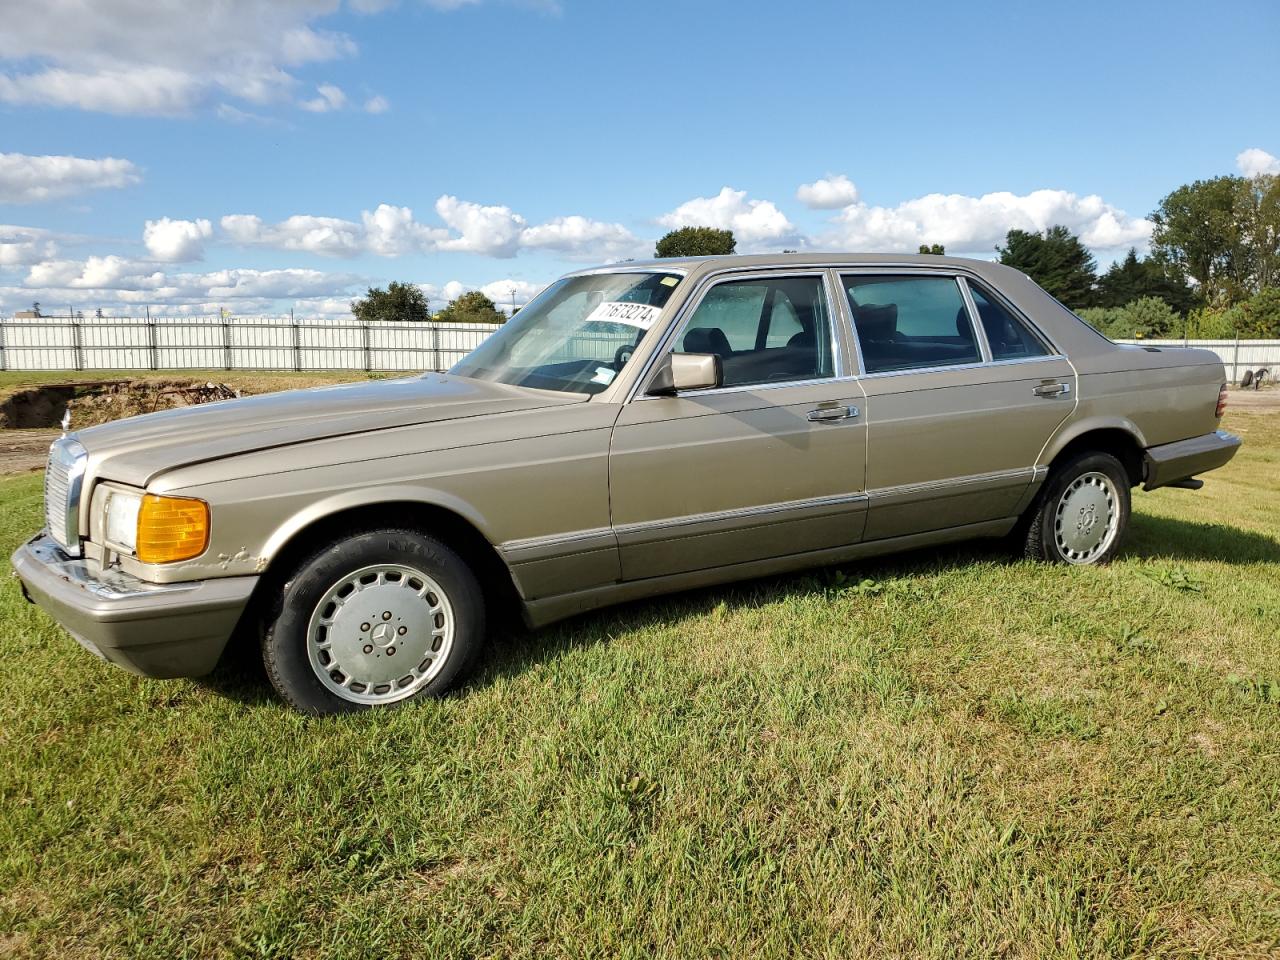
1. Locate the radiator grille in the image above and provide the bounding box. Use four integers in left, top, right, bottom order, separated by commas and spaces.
44, 438, 86, 553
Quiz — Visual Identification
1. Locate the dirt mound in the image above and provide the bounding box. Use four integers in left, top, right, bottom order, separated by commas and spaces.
0, 379, 240, 430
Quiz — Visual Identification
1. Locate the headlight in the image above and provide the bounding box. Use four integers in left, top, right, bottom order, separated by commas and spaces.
104, 489, 143, 550
104, 491, 209, 563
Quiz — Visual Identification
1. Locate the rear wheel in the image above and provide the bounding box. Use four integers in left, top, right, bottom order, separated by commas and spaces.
262, 529, 485, 715
1023, 452, 1130, 565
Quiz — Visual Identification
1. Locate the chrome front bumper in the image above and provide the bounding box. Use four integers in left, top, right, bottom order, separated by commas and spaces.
11, 534, 257, 679
1143, 430, 1242, 491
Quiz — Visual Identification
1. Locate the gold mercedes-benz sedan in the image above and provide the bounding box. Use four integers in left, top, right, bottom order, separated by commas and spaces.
13, 253, 1240, 714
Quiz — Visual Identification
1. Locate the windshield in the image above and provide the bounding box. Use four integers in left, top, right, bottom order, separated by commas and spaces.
450, 271, 683, 395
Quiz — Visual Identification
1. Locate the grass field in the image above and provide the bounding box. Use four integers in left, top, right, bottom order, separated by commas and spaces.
1, 413, 1278, 958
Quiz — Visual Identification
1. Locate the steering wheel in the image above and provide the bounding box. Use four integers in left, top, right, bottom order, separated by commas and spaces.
612, 343, 635, 371
613, 328, 647, 372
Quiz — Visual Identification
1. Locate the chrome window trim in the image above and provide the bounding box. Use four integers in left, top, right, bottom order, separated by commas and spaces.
855, 353, 1069, 381
626, 268, 845, 403
958, 276, 993, 362
644, 373, 861, 401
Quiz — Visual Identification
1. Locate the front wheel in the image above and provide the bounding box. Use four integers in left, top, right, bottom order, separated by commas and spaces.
1023, 452, 1131, 565
262, 529, 486, 715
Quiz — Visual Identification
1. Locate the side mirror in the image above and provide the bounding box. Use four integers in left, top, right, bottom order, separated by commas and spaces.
647, 352, 722, 395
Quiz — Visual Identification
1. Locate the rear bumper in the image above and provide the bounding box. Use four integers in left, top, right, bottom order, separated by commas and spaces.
1143, 430, 1241, 491
11, 534, 257, 679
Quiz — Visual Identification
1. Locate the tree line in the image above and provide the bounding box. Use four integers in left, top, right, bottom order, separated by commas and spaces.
351, 282, 508, 324
992, 169, 1280, 339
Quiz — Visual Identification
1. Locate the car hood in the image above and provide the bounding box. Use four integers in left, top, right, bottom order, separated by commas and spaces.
76, 374, 584, 487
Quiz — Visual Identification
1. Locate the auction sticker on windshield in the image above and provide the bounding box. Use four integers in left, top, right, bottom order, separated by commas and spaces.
586, 301, 663, 329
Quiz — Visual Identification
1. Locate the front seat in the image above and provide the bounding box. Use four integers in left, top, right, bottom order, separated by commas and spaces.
683, 326, 733, 358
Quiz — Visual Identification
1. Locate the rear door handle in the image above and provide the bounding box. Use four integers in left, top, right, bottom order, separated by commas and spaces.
1033, 382, 1071, 398
807, 404, 859, 422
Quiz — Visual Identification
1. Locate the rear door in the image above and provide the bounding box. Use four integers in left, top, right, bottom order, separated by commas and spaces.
609, 270, 868, 581
844, 272, 1077, 540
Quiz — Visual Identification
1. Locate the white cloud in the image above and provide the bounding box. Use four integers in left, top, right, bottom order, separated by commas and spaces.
518, 215, 644, 261
0, 226, 57, 266
1237, 147, 1280, 178
300, 83, 348, 113
143, 217, 213, 262
221, 212, 368, 257
0, 0, 527, 116
360, 204, 449, 255
364, 94, 390, 114
0, 0, 356, 115
435, 196, 527, 257
222, 198, 643, 261
658, 187, 799, 249
0, 152, 141, 203
8, 254, 363, 314
796, 174, 859, 210
825, 189, 1151, 254
280, 28, 357, 66
0, 66, 202, 115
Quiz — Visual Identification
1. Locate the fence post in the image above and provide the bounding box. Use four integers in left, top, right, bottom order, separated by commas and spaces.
222, 319, 233, 371
292, 318, 302, 372
148, 318, 159, 370
362, 322, 372, 373
0, 319, 6, 372
1232, 336, 1240, 385
432, 322, 441, 372
72, 317, 84, 372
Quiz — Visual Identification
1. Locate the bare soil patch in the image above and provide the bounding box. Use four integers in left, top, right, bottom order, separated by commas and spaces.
0, 371, 367, 473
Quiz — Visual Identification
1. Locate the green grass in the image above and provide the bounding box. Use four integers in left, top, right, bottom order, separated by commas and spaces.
2, 413, 1278, 958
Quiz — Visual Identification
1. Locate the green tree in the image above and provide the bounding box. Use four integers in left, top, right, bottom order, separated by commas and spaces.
1241, 173, 1280, 292
655, 226, 736, 258
996, 225, 1097, 309
917, 243, 945, 255
1076, 297, 1180, 339
1095, 248, 1197, 314
434, 290, 507, 325
1149, 174, 1280, 305
351, 281, 431, 323
1194, 287, 1280, 338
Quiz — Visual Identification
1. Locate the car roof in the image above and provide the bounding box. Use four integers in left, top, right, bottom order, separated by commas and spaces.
564, 252, 1015, 281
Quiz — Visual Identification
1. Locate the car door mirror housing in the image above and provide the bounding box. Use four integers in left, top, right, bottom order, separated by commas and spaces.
648, 352, 722, 395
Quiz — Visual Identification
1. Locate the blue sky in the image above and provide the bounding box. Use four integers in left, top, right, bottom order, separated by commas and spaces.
1, 0, 1277, 316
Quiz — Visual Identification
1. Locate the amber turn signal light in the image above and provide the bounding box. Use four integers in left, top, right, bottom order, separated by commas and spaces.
135, 495, 210, 564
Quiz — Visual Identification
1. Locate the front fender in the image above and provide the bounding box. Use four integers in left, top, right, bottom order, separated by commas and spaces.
259, 484, 497, 562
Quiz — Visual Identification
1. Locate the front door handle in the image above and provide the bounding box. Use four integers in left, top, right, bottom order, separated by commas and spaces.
807, 404, 859, 422
1033, 382, 1071, 398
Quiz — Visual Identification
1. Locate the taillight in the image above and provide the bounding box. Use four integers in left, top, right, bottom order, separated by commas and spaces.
1216, 383, 1228, 418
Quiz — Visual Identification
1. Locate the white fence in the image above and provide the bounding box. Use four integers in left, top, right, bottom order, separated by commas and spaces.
1, 318, 1276, 382
1113, 339, 1280, 384
0, 316, 502, 373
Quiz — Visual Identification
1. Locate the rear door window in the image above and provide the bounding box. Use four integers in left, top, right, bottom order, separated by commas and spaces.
843, 275, 981, 374
966, 281, 1051, 361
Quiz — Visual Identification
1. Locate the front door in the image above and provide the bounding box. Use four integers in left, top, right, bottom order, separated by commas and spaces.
609, 272, 868, 581
842, 272, 1077, 540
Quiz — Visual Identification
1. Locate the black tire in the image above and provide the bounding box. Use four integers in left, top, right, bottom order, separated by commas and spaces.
262, 528, 486, 715
1023, 451, 1131, 565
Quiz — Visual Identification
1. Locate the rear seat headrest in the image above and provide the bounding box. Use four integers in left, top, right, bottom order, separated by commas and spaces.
853, 303, 897, 340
